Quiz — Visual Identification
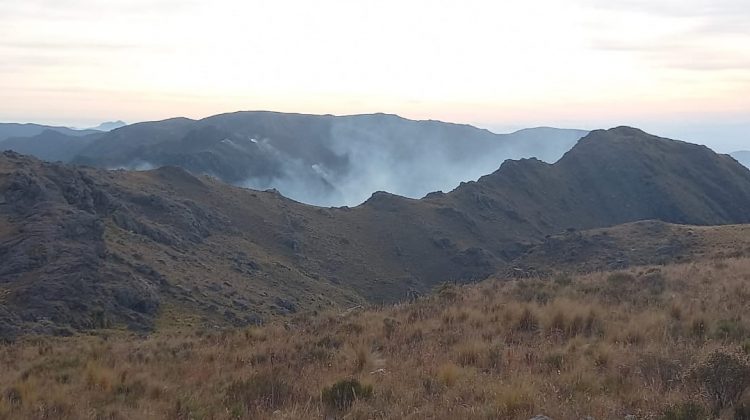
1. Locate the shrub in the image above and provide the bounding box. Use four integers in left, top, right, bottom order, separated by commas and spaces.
455, 342, 483, 367
660, 401, 706, 420
340, 322, 364, 335
715, 318, 746, 341
605, 272, 637, 302
486, 344, 504, 371
321, 379, 372, 410
584, 310, 604, 337
607, 272, 635, 286
515, 281, 551, 303
669, 304, 683, 320
624, 330, 644, 346
495, 383, 535, 417
586, 344, 611, 369
639, 353, 682, 390
316, 335, 342, 349
516, 307, 539, 332
640, 270, 667, 295
224, 371, 291, 411
382, 318, 398, 339
436, 363, 463, 387
553, 273, 573, 286
690, 318, 708, 339
114, 378, 147, 404
4, 387, 22, 408
435, 283, 460, 302
691, 350, 750, 411
547, 311, 567, 334
568, 313, 585, 337
544, 352, 565, 372
735, 395, 750, 420
349, 343, 381, 373
84, 362, 116, 392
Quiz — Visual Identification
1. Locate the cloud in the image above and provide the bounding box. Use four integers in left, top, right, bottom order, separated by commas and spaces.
0, 41, 139, 51
0, 0, 201, 21
591, 39, 750, 72
0, 0, 748, 137
583, 1, 750, 74
585, 0, 750, 20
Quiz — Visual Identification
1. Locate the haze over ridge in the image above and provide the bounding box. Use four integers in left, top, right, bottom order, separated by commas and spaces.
1, 0, 748, 150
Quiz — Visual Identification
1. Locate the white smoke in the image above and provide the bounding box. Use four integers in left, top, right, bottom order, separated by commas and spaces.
236, 117, 588, 207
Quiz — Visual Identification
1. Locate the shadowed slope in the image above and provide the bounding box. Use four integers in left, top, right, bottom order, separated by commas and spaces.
1, 127, 749, 338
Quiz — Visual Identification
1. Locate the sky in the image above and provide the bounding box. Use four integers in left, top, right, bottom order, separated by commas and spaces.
0, 0, 748, 151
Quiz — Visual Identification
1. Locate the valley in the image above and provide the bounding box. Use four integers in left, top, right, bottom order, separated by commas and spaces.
1, 122, 750, 419
3, 0, 749, 418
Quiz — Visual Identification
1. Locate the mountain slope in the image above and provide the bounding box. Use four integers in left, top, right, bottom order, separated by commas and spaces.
0, 130, 103, 162
0, 122, 100, 142
71, 111, 587, 206
505, 220, 750, 275
447, 126, 750, 230
733, 151, 750, 168
4, 256, 750, 419
1, 127, 749, 338
89, 120, 127, 131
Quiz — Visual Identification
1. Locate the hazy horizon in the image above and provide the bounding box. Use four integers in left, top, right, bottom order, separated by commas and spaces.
2, 110, 747, 154
1, 0, 748, 151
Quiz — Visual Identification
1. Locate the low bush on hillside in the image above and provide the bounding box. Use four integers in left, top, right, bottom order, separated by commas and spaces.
660, 401, 706, 420
690, 350, 750, 412
321, 378, 372, 410
224, 370, 292, 411
1, 257, 750, 419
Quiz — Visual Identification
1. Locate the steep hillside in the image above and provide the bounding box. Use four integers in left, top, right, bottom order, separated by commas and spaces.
445, 127, 750, 230
1, 127, 749, 338
71, 111, 587, 206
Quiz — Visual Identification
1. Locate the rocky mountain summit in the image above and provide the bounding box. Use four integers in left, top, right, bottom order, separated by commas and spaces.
1, 127, 749, 339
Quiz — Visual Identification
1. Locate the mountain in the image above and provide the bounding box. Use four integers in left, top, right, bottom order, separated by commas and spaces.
89, 120, 127, 131
732, 151, 750, 168
71, 111, 588, 206
0, 130, 103, 162
0, 122, 100, 142
505, 220, 750, 276
1, 126, 749, 338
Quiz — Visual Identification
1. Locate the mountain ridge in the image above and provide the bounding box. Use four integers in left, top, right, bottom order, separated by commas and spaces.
88, 120, 127, 131
0, 122, 100, 142
732, 150, 750, 168
1, 112, 589, 207
69, 111, 588, 206
1, 127, 749, 338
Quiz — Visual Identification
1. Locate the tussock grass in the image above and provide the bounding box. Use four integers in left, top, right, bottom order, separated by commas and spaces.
2, 258, 750, 418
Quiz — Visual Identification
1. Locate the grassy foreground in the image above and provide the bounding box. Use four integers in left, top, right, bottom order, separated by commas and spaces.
3, 258, 750, 419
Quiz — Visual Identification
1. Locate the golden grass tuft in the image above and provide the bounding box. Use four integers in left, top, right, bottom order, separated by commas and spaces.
0, 257, 750, 418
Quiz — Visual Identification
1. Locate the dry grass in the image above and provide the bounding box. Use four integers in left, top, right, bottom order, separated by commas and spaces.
3, 257, 750, 419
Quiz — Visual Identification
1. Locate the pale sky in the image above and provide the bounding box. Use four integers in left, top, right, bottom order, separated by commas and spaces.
0, 0, 748, 151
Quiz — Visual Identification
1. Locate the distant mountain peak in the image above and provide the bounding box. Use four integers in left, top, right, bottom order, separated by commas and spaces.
90, 120, 127, 131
